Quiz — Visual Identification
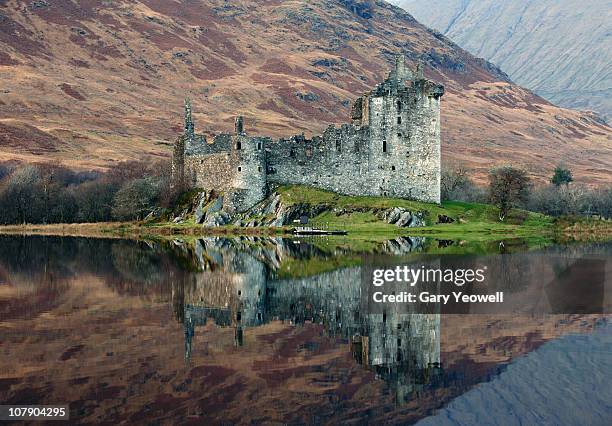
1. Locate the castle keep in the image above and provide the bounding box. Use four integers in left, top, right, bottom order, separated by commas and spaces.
172, 56, 444, 213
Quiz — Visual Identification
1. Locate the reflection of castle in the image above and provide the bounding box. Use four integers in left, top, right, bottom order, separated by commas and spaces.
172, 238, 441, 401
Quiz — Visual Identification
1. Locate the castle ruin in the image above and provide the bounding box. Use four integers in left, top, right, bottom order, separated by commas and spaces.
172, 55, 444, 212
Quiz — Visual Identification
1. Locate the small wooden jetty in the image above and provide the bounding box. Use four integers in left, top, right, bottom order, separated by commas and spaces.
292, 226, 348, 236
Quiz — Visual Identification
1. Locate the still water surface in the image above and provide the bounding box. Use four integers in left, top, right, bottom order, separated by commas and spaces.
0, 235, 609, 424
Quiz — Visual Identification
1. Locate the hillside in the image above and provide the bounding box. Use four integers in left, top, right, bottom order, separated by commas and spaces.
0, 0, 610, 184
391, 0, 612, 123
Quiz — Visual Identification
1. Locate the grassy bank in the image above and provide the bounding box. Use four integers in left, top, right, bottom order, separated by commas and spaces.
276, 185, 555, 239
0, 222, 289, 240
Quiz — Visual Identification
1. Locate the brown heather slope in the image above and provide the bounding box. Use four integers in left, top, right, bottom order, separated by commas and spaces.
0, 0, 610, 183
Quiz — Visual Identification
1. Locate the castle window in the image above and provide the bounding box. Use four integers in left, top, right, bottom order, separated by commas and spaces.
397, 100, 402, 112
397, 133, 402, 138
397, 116, 402, 125
290, 149, 295, 158
382, 140, 387, 153
258, 166, 262, 172
200, 160, 204, 164
257, 142, 262, 150
392, 166, 396, 171
237, 312, 242, 322
336, 140, 341, 152
397, 338, 402, 347
238, 166, 242, 172
236, 141, 242, 150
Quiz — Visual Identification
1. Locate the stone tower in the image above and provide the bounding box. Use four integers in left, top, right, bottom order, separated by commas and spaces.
226, 116, 269, 213
235, 116, 244, 134
365, 55, 443, 203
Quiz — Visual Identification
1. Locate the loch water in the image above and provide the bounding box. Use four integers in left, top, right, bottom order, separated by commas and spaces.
0, 235, 610, 425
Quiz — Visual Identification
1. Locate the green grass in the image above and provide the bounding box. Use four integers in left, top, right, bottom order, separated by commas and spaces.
275, 255, 362, 279
276, 185, 554, 240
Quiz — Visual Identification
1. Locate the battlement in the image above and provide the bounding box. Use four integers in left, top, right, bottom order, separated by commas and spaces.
172, 54, 444, 213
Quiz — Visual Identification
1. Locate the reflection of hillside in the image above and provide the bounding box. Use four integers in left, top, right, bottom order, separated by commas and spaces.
0, 235, 608, 424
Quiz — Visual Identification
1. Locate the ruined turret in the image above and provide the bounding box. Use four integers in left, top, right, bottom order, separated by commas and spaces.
389, 54, 414, 84
171, 98, 194, 190
184, 98, 194, 140
235, 116, 244, 134
415, 62, 424, 80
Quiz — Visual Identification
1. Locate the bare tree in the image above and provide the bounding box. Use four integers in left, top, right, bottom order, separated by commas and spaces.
0, 165, 44, 224
112, 177, 161, 221
441, 164, 469, 201
489, 166, 531, 221
441, 163, 486, 202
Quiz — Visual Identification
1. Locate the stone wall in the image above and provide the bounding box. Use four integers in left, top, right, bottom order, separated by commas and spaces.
266, 126, 373, 196
183, 133, 269, 213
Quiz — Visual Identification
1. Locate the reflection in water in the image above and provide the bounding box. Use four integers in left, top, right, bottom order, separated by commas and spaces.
174, 238, 442, 404
0, 235, 609, 424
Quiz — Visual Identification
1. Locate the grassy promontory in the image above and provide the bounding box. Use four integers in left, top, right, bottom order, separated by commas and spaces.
0, 185, 610, 243
275, 186, 554, 239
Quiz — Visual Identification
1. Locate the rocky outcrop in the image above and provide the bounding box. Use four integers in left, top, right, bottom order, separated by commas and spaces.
382, 236, 426, 255
437, 214, 455, 224
229, 192, 330, 228
201, 196, 231, 227
172, 190, 428, 229
194, 192, 209, 224
380, 207, 426, 228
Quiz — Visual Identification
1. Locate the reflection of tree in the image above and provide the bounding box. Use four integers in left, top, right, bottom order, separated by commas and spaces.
0, 236, 191, 302
110, 242, 165, 288
0, 236, 116, 283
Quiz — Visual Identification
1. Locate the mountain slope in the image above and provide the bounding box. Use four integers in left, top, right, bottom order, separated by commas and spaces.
0, 0, 610, 184
391, 0, 612, 122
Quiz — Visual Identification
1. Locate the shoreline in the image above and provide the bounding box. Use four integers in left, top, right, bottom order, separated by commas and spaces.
0, 219, 609, 243
0, 222, 291, 240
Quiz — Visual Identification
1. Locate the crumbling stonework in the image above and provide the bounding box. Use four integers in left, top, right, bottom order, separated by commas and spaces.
172, 55, 444, 212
